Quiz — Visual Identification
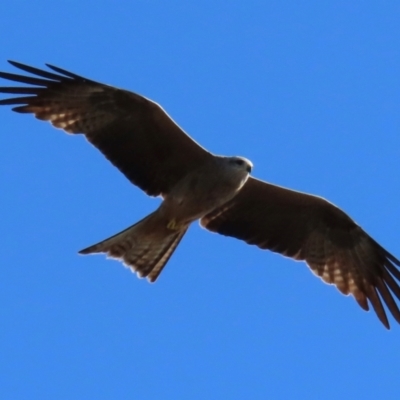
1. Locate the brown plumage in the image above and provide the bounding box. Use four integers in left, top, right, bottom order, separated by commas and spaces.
0, 61, 399, 328
79, 212, 189, 282
0, 61, 211, 197
202, 178, 400, 328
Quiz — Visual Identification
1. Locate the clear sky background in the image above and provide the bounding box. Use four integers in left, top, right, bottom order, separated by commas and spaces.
0, 1, 399, 399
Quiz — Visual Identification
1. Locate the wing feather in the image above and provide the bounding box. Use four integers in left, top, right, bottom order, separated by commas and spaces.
0, 61, 212, 196
202, 177, 400, 328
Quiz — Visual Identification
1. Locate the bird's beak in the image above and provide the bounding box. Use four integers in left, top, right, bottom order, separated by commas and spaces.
246, 164, 252, 173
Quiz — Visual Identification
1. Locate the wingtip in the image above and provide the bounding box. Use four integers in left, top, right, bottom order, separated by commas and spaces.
78, 242, 103, 254
44, 63, 64, 72
78, 247, 92, 255
7, 60, 35, 70
44, 63, 85, 80
382, 320, 390, 330
8, 60, 22, 67
377, 311, 390, 330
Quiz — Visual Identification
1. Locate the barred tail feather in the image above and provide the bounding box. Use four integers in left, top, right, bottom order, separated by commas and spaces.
79, 211, 189, 282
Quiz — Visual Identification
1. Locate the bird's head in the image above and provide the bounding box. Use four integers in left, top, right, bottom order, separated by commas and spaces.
228, 156, 253, 174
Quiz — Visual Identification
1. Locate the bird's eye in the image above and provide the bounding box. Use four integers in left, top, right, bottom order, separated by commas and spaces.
235, 159, 244, 166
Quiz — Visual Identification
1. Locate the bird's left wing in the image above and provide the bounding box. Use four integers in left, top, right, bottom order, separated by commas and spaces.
0, 61, 212, 197
201, 177, 400, 328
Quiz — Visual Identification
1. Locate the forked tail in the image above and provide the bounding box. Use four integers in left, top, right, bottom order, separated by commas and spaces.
79, 212, 189, 282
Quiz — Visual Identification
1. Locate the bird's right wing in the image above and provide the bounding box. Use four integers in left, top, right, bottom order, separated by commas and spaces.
0, 61, 212, 197
201, 177, 400, 328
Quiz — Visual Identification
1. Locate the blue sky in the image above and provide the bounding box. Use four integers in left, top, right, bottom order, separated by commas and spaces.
0, 1, 399, 399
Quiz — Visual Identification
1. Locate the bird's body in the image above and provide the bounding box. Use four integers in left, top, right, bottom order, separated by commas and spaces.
160, 156, 252, 224
0, 61, 399, 328
80, 155, 252, 281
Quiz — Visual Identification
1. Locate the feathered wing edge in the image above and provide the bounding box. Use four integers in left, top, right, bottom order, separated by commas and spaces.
0, 61, 213, 198
201, 177, 400, 328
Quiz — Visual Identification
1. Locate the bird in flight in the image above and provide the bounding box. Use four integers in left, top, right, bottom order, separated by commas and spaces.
0, 61, 399, 328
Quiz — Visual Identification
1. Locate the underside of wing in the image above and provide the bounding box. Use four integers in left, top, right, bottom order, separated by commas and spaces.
0, 61, 212, 196
201, 177, 400, 328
